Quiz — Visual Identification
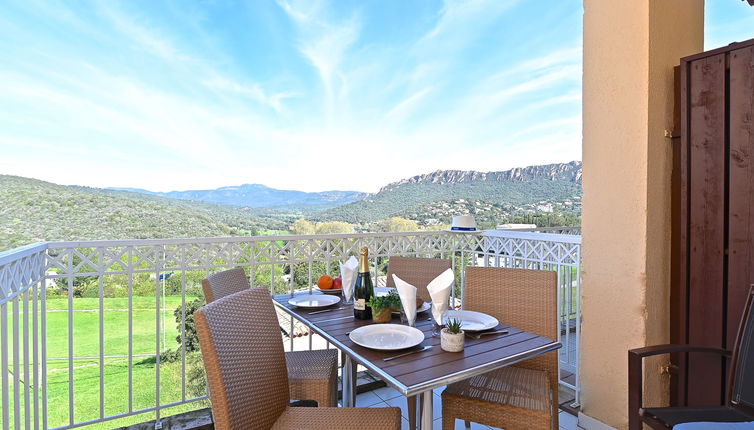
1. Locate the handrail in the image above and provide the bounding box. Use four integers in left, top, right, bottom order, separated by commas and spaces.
44, 230, 451, 249
485, 229, 582, 244
0, 242, 47, 267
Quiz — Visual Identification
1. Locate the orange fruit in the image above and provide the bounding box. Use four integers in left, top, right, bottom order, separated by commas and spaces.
318, 275, 334, 290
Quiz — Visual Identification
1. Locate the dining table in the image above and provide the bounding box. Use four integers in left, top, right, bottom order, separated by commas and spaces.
273, 291, 562, 430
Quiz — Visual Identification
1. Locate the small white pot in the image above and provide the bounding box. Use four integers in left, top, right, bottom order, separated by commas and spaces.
440, 328, 465, 352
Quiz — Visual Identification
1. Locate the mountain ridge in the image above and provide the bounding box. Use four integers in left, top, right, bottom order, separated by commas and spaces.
318, 161, 582, 224
108, 183, 369, 208
108, 161, 582, 210
378, 161, 582, 192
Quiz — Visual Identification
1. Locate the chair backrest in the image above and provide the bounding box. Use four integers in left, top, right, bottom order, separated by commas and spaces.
195, 288, 290, 430
463, 267, 558, 383
385, 257, 452, 302
729, 285, 754, 417
202, 268, 250, 303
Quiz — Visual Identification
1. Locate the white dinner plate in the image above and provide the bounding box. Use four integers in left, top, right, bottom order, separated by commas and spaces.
444, 310, 499, 332
313, 286, 343, 295
392, 302, 431, 314
288, 294, 341, 308
349, 324, 425, 351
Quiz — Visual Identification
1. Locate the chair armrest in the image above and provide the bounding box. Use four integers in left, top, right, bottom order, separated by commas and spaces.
628, 344, 731, 430
629, 344, 731, 359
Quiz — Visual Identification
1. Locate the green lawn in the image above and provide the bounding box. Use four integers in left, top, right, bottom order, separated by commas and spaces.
8, 296, 206, 429
44, 296, 194, 359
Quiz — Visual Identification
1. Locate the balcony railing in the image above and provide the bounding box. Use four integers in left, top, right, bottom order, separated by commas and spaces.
0, 230, 581, 429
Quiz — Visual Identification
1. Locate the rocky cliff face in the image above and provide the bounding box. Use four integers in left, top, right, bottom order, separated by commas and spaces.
378, 161, 582, 193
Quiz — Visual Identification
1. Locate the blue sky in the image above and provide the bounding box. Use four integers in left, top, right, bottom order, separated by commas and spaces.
0, 1, 752, 193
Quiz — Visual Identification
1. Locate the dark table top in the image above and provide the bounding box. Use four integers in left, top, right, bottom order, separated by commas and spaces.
273, 292, 561, 397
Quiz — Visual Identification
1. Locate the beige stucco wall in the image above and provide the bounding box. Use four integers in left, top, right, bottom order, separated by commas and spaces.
581, 1, 703, 428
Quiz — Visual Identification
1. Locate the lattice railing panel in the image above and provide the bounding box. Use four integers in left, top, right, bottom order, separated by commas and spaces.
0, 230, 582, 429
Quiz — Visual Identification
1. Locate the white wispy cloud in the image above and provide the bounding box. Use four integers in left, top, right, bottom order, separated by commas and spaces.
418, 0, 521, 49
97, 2, 192, 65
1, 0, 586, 193
277, 0, 361, 124
202, 75, 299, 112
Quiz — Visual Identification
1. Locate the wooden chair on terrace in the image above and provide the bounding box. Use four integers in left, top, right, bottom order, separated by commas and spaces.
202, 268, 339, 408
441, 266, 560, 430
385, 256, 453, 303
195, 288, 402, 430
628, 285, 754, 429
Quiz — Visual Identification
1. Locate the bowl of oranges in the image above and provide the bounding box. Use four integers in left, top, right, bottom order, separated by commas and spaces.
313, 275, 343, 295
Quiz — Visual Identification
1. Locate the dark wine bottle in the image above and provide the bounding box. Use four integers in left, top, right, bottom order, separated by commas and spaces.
353, 247, 374, 320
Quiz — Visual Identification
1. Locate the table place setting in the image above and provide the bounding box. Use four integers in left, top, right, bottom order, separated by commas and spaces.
348, 323, 425, 351
383, 345, 433, 362
391, 268, 454, 333
307, 305, 349, 315
464, 329, 509, 340
287, 294, 341, 308
427, 268, 454, 336
340, 256, 358, 305
443, 309, 499, 332
394, 275, 418, 327
312, 285, 343, 295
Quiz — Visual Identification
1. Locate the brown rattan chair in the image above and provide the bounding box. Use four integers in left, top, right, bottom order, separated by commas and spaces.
385, 256, 452, 303
202, 268, 339, 407
628, 285, 754, 429
441, 266, 560, 430
195, 288, 402, 430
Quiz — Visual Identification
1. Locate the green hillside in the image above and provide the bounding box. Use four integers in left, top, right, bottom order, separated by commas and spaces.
0, 175, 290, 252
1, 161, 583, 251
317, 163, 582, 224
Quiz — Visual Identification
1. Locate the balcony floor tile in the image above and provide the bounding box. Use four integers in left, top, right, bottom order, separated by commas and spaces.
359, 386, 582, 430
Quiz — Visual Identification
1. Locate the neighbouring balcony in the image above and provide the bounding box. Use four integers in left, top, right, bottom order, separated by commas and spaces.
0, 229, 581, 430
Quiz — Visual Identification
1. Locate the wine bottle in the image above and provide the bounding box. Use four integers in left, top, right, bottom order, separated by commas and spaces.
353, 247, 374, 320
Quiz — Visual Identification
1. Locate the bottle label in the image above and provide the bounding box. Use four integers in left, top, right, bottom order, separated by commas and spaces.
354, 299, 366, 311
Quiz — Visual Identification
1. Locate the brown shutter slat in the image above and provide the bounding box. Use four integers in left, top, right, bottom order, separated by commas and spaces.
687, 53, 727, 406
728, 45, 754, 350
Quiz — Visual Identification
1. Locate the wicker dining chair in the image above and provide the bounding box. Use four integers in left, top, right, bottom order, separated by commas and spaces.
202, 268, 339, 407
441, 266, 560, 430
385, 257, 452, 303
195, 288, 402, 430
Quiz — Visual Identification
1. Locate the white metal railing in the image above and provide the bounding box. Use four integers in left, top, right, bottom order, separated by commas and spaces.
0, 230, 580, 429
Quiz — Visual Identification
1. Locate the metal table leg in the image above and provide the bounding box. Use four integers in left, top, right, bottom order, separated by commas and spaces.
407, 395, 418, 430
418, 390, 433, 429
341, 355, 357, 407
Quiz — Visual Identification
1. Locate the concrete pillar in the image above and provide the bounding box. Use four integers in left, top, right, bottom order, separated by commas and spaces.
580, 1, 703, 428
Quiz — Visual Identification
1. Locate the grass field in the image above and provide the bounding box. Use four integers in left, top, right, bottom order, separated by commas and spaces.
8, 296, 207, 429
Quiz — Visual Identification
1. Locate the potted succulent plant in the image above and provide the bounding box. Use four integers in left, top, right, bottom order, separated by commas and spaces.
441, 318, 464, 352
367, 291, 401, 323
